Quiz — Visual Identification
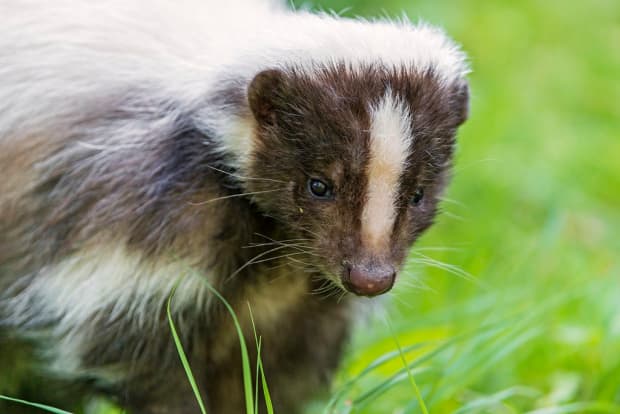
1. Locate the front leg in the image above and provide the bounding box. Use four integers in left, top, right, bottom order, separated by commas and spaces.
259, 297, 352, 414
49, 315, 212, 414
206, 293, 353, 414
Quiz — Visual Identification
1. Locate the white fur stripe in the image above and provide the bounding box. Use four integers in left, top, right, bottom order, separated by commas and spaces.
6, 246, 212, 331
361, 92, 412, 253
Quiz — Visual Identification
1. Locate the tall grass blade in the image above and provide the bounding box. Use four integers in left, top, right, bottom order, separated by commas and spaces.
525, 402, 620, 414
323, 342, 431, 412
387, 318, 429, 414
248, 303, 274, 414
0, 395, 72, 414
254, 337, 262, 414
353, 320, 513, 407
167, 284, 208, 414
354, 368, 432, 411
202, 282, 255, 414
258, 362, 274, 414
452, 386, 541, 413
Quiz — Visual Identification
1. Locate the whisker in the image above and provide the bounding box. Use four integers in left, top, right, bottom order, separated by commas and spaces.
311, 278, 337, 292
437, 196, 468, 209
312, 277, 336, 292
286, 256, 315, 267
440, 210, 465, 222
245, 239, 313, 248
409, 257, 472, 280
396, 279, 435, 294
188, 188, 285, 206
243, 242, 314, 251
262, 261, 291, 272
248, 251, 312, 266
297, 225, 322, 239
312, 280, 333, 293
387, 293, 412, 310
250, 234, 320, 255
409, 253, 488, 289
225, 244, 291, 282
245, 239, 316, 252
413, 246, 464, 252
252, 233, 312, 245
336, 290, 348, 303
317, 286, 340, 299
453, 157, 499, 173
253, 244, 320, 258
317, 288, 340, 299
205, 164, 288, 184
311, 278, 346, 300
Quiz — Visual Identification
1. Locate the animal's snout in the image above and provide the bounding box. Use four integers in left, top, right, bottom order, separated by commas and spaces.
342, 262, 396, 297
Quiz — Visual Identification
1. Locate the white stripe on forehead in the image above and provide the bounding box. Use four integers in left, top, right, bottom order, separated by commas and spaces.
361, 92, 413, 254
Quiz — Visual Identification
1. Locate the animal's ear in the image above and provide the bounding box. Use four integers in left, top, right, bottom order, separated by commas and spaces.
248, 69, 287, 126
451, 80, 470, 127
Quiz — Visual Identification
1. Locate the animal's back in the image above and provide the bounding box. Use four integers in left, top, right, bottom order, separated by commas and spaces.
0, 0, 260, 268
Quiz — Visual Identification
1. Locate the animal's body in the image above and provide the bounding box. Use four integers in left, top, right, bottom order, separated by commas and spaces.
0, 0, 469, 412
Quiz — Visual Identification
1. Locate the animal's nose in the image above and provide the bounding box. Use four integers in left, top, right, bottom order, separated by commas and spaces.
342, 262, 396, 297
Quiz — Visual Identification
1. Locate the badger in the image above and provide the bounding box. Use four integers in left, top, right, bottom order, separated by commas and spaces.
0, 0, 470, 412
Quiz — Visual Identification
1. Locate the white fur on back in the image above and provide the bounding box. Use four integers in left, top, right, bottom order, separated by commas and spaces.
7, 246, 211, 330
0, 0, 468, 161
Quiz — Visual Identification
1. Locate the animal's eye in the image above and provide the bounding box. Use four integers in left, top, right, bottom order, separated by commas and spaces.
308, 178, 333, 199
411, 188, 424, 206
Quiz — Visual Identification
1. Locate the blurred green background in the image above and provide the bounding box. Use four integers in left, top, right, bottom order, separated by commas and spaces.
289, 0, 620, 412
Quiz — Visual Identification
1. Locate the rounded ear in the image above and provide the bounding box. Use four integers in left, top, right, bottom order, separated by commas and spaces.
247, 69, 286, 125
452, 80, 470, 127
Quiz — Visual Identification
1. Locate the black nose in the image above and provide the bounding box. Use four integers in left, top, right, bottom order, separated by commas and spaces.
342, 263, 396, 297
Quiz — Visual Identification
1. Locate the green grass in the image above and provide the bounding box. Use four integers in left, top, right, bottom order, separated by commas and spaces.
167, 284, 208, 414
387, 318, 429, 414
167, 279, 275, 414
0, 396, 73, 414
12, 1, 618, 413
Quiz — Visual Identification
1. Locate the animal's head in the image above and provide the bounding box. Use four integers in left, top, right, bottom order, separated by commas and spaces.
241, 64, 469, 296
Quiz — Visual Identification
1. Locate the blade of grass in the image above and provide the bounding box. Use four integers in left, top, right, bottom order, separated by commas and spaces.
201, 281, 255, 414
348, 312, 534, 411
323, 342, 432, 413
452, 386, 541, 414
258, 361, 274, 414
254, 337, 262, 414
248, 303, 274, 414
0, 395, 72, 414
426, 293, 579, 405
428, 327, 544, 404
387, 318, 429, 414
352, 320, 512, 407
525, 402, 620, 414
167, 283, 207, 414
352, 367, 432, 411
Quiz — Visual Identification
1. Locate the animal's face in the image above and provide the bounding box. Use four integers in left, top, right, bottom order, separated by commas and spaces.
244, 65, 468, 296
